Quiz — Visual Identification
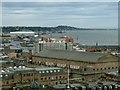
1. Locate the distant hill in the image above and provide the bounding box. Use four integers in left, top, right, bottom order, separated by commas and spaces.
2, 25, 117, 33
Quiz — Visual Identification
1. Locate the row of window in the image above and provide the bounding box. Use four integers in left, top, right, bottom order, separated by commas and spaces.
3, 80, 64, 86
23, 73, 33, 76
39, 70, 61, 74
83, 66, 118, 71
41, 76, 65, 81
3, 80, 12, 85
0, 74, 14, 79
43, 81, 65, 86
93, 66, 118, 71
0, 73, 34, 78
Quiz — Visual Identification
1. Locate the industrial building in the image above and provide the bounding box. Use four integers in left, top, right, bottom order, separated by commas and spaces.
10, 31, 35, 37
32, 49, 119, 82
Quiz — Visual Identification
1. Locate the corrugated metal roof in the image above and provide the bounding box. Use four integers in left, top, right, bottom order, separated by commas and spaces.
36, 49, 106, 63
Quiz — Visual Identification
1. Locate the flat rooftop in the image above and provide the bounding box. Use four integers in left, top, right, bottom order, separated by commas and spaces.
35, 67, 62, 71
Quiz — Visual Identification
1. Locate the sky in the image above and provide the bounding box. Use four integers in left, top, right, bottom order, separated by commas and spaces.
2, 0, 120, 2
1, 2, 118, 28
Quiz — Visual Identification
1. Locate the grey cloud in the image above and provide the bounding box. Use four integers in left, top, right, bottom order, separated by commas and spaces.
2, 2, 118, 28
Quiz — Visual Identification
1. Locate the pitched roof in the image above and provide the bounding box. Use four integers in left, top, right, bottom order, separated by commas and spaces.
35, 49, 106, 63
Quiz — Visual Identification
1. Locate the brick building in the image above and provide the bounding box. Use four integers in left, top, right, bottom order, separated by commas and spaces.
0, 66, 67, 89
32, 49, 119, 82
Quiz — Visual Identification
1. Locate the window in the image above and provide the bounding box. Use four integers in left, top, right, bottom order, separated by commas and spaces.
46, 71, 49, 73
28, 79, 30, 82
0, 75, 2, 77
59, 76, 61, 79
48, 77, 50, 80
44, 78, 47, 80
41, 78, 43, 80
50, 70, 53, 73
6, 81, 9, 84
5, 74, 8, 77
82, 78, 84, 81
54, 70, 56, 72
84, 68, 86, 71
11, 75, 14, 79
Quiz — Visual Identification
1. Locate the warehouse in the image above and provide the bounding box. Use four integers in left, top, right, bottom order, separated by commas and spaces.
32, 49, 119, 82
10, 31, 35, 37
